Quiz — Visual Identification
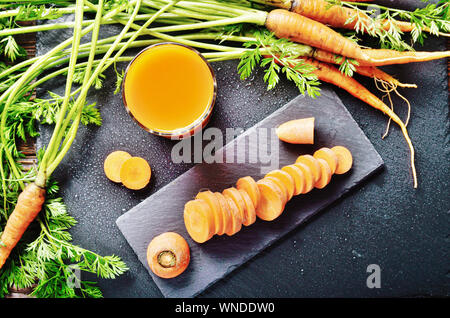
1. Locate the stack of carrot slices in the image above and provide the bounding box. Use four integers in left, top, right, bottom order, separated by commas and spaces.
184, 146, 352, 243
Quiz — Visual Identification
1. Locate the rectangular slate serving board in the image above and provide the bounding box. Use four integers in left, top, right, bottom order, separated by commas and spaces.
116, 88, 384, 298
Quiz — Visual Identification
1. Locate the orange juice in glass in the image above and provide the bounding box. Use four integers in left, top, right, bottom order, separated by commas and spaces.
122, 43, 216, 138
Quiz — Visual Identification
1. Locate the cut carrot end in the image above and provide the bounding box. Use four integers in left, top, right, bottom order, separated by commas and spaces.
276, 117, 315, 144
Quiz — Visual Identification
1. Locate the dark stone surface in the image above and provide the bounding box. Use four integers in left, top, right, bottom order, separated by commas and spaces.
116, 89, 384, 297
37, 0, 449, 298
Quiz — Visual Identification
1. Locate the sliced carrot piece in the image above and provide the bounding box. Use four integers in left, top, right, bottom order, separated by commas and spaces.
331, 146, 353, 174
196, 190, 223, 236
264, 175, 289, 204
223, 187, 246, 223
104, 150, 132, 183
224, 197, 243, 236
293, 162, 314, 193
214, 192, 232, 236
313, 148, 339, 174
255, 179, 285, 221
236, 176, 260, 208
276, 117, 315, 144
281, 165, 305, 196
295, 154, 321, 183
265, 169, 295, 200
314, 158, 332, 189
238, 189, 256, 226
183, 199, 215, 243
120, 156, 151, 190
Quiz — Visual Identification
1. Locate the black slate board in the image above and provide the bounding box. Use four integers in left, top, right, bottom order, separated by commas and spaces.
36, 0, 449, 298
115, 89, 384, 298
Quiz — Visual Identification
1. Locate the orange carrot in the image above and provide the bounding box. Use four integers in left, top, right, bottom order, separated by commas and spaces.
290, 0, 435, 34
301, 57, 417, 187
276, 117, 315, 144
331, 146, 353, 175
119, 157, 152, 190
104, 150, 132, 183
0, 183, 46, 269
265, 9, 371, 61
146, 232, 190, 279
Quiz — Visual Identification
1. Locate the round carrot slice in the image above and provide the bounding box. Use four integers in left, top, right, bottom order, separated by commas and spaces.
293, 162, 314, 193
214, 192, 231, 236
238, 189, 256, 226
281, 164, 305, 196
255, 179, 285, 221
119, 156, 152, 190
314, 158, 332, 189
295, 154, 321, 183
223, 187, 246, 223
196, 190, 223, 236
236, 176, 260, 208
331, 146, 353, 174
264, 175, 289, 204
313, 148, 338, 174
146, 232, 190, 279
265, 169, 295, 200
224, 197, 242, 236
104, 150, 132, 183
183, 199, 215, 243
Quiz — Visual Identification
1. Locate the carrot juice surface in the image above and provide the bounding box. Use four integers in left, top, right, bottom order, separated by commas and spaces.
123, 43, 216, 136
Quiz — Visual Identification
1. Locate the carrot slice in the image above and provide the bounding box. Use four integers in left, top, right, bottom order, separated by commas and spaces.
314, 158, 332, 189
119, 156, 152, 190
196, 190, 223, 236
313, 148, 338, 174
281, 164, 305, 195
264, 175, 289, 204
255, 179, 285, 221
331, 146, 353, 174
238, 189, 256, 226
295, 154, 321, 183
224, 197, 243, 236
146, 232, 190, 279
236, 176, 260, 208
265, 170, 295, 200
276, 117, 315, 144
214, 192, 232, 236
104, 150, 132, 183
183, 199, 215, 243
293, 162, 314, 193
223, 187, 246, 223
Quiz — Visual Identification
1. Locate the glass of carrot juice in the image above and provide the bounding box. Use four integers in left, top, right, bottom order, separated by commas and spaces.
122, 42, 217, 139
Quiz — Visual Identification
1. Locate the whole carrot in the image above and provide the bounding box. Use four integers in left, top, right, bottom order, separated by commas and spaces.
299, 58, 417, 187
0, 183, 46, 269
261, 0, 437, 34
265, 9, 371, 61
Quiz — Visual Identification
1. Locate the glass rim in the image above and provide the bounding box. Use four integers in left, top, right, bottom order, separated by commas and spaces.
121, 42, 217, 138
